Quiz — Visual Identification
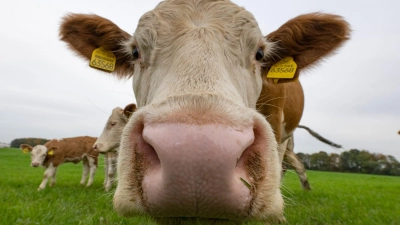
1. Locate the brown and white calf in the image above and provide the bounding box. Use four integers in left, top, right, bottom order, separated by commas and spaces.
20, 136, 98, 190
93, 104, 136, 191
60, 0, 350, 223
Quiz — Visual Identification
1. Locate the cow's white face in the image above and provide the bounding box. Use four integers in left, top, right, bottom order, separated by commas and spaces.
94, 107, 127, 153
94, 104, 136, 153
30, 145, 48, 167
114, 1, 283, 222
127, 1, 269, 109
60, 0, 350, 223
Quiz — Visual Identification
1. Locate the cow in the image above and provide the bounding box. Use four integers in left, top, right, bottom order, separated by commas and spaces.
60, 0, 350, 223
20, 136, 98, 190
282, 125, 343, 190
93, 104, 136, 191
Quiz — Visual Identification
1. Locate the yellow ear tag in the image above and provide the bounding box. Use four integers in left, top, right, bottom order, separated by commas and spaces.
267, 57, 297, 82
90, 47, 116, 72
22, 148, 29, 154
47, 150, 54, 156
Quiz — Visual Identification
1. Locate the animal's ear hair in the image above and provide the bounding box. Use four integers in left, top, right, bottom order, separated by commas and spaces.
20, 144, 33, 152
60, 13, 134, 77
263, 13, 351, 80
123, 103, 137, 119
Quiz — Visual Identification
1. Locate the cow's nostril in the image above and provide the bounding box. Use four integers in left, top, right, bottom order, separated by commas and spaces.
141, 135, 161, 168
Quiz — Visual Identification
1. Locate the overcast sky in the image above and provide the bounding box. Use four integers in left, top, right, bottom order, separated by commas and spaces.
0, 0, 399, 160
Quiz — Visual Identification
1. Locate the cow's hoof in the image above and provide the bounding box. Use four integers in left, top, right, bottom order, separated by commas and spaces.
302, 180, 311, 190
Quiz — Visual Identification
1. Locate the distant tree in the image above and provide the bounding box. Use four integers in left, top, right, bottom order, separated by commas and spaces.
296, 153, 311, 169
10, 138, 50, 148
387, 156, 400, 176
289, 149, 399, 176
340, 151, 351, 172
310, 151, 329, 171
318, 151, 330, 171
328, 153, 340, 171
348, 149, 361, 172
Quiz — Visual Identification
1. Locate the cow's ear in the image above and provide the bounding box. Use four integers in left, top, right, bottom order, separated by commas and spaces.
123, 103, 137, 119
263, 13, 350, 83
60, 13, 133, 77
47, 147, 58, 156
20, 144, 33, 154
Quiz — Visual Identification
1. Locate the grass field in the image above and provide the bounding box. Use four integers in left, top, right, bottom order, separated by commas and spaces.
1, 148, 399, 225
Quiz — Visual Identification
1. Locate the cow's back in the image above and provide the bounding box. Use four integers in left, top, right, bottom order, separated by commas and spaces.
44, 136, 98, 166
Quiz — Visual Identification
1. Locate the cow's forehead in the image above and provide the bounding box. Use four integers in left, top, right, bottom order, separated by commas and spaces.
32, 145, 47, 155
134, 0, 263, 57
108, 107, 125, 122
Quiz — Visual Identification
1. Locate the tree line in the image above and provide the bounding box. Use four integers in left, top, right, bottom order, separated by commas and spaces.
296, 149, 400, 176
10, 138, 50, 148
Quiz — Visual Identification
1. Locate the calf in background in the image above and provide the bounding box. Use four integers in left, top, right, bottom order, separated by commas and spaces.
21, 136, 98, 190
93, 104, 136, 191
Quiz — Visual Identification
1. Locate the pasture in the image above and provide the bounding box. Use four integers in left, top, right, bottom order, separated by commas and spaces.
1, 148, 399, 225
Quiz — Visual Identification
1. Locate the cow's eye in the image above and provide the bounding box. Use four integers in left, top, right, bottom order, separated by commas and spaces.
132, 47, 139, 59
255, 48, 264, 61
111, 122, 116, 127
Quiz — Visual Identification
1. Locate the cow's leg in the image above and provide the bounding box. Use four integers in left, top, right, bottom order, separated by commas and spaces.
80, 158, 89, 185
86, 156, 97, 187
38, 163, 56, 190
103, 153, 109, 190
49, 167, 58, 187
278, 138, 289, 178
284, 136, 311, 190
105, 152, 117, 191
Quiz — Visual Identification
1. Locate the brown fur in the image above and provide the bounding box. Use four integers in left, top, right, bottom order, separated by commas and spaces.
43, 136, 98, 167
264, 13, 351, 78
21, 136, 99, 190
60, 14, 133, 77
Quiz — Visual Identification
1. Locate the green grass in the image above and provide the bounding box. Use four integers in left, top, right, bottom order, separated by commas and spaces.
281, 170, 400, 225
1, 148, 399, 225
0, 148, 155, 225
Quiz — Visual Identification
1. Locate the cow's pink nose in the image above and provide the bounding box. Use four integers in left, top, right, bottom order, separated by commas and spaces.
140, 123, 255, 217
31, 162, 39, 167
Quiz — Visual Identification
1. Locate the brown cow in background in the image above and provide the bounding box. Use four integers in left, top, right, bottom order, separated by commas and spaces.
21, 136, 98, 190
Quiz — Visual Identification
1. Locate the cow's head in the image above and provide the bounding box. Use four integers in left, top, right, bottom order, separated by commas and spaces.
93, 104, 136, 153
20, 144, 57, 167
60, 0, 349, 223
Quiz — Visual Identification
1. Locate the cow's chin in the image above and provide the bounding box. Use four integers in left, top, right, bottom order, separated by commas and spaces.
114, 96, 284, 223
